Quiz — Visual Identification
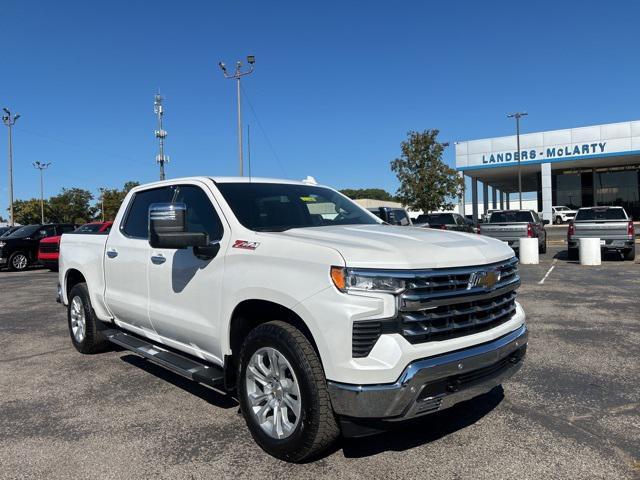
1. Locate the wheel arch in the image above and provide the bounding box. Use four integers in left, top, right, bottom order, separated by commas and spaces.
65, 268, 87, 298
225, 299, 321, 390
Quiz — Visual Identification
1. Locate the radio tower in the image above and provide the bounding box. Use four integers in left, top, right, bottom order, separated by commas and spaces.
154, 92, 169, 180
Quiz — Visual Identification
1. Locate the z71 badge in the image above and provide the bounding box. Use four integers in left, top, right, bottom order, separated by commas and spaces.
232, 240, 260, 250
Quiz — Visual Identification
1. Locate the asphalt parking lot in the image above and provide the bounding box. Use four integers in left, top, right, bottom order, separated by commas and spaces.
1, 245, 639, 479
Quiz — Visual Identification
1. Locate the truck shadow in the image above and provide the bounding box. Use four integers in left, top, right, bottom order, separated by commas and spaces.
120, 354, 238, 410
338, 386, 504, 459
553, 249, 628, 263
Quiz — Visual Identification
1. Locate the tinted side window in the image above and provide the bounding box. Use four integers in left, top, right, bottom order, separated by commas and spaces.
61, 225, 75, 233
40, 226, 56, 238
174, 185, 224, 241
122, 187, 173, 238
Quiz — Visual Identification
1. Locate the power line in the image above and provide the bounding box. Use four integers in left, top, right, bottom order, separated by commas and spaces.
239, 83, 288, 177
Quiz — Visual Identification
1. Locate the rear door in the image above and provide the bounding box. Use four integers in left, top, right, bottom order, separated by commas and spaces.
104, 186, 173, 334
146, 181, 229, 360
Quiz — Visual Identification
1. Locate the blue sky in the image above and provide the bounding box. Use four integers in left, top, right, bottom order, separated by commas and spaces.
1, 0, 639, 212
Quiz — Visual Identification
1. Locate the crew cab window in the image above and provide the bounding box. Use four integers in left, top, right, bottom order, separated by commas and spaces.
172, 185, 224, 241
38, 226, 56, 238
60, 225, 75, 234
122, 187, 173, 238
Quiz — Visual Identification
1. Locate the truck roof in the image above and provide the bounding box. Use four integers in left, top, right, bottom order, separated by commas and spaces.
130, 176, 326, 189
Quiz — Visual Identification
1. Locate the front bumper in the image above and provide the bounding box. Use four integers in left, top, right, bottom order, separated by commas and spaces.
328, 325, 527, 420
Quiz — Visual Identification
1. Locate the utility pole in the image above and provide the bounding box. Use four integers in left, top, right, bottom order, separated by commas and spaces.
507, 111, 528, 209
154, 93, 169, 181
218, 55, 255, 176
32, 161, 51, 224
2, 108, 20, 226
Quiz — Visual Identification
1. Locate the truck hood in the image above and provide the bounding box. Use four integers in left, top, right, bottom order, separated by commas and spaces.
274, 224, 514, 269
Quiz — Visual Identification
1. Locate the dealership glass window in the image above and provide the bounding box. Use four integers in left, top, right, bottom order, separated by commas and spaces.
595, 170, 640, 219
553, 173, 582, 209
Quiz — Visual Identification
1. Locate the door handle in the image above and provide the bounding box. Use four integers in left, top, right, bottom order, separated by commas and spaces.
106, 249, 118, 258
151, 254, 166, 265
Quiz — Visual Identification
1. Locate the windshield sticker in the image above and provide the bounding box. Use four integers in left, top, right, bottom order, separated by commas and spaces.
232, 240, 260, 250
300, 196, 317, 202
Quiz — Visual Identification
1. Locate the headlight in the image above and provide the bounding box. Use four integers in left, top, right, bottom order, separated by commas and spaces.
330, 266, 405, 294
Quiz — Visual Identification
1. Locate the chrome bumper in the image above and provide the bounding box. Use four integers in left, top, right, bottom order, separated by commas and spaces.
328, 325, 527, 420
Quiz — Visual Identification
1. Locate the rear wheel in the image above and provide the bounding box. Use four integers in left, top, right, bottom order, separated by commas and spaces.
67, 283, 110, 354
238, 321, 339, 462
8, 251, 29, 272
624, 245, 636, 261
539, 239, 547, 254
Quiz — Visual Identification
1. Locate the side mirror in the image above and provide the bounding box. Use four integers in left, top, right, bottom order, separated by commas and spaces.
543, 219, 550, 225
148, 203, 209, 249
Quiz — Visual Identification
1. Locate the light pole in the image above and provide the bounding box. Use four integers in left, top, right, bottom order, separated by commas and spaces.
218, 55, 255, 176
2, 108, 20, 226
507, 111, 527, 209
99, 187, 105, 222
32, 161, 51, 224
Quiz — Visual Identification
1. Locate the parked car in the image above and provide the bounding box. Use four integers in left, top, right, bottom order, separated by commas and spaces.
552, 205, 577, 225
39, 221, 113, 271
418, 213, 474, 233
367, 206, 412, 225
59, 177, 527, 462
0, 225, 21, 238
567, 206, 635, 260
0, 223, 76, 271
480, 210, 548, 253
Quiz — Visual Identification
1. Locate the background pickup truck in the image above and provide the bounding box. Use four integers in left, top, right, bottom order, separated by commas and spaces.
567, 206, 635, 260
39, 221, 113, 271
59, 176, 527, 462
479, 210, 548, 253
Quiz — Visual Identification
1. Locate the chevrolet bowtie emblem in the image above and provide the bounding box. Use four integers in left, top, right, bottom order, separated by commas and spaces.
467, 269, 501, 290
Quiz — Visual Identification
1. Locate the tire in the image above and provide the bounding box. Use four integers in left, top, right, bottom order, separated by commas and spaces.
624, 245, 636, 261
7, 251, 29, 272
568, 248, 579, 261
539, 239, 547, 254
238, 321, 339, 462
67, 283, 110, 354
555, 217, 562, 225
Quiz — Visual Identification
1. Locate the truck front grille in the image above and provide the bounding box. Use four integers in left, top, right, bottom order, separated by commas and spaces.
352, 257, 520, 357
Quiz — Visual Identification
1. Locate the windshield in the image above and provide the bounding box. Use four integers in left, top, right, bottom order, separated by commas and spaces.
424, 214, 455, 225
5, 225, 41, 238
555, 206, 569, 211
488, 211, 534, 223
75, 223, 103, 233
216, 183, 379, 231
575, 208, 627, 221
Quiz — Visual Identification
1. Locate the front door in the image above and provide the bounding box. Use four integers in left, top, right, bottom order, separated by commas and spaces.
147, 182, 228, 362
104, 186, 173, 334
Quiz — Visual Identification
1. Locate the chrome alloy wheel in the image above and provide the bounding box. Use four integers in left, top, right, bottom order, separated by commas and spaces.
12, 253, 27, 270
70, 296, 86, 343
245, 347, 301, 439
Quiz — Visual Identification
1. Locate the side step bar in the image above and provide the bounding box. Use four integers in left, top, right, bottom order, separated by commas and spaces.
106, 330, 224, 388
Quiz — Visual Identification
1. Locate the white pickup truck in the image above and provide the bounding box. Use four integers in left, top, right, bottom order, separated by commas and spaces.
58, 176, 527, 462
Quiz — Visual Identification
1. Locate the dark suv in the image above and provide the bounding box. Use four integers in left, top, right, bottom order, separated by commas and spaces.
0, 223, 76, 271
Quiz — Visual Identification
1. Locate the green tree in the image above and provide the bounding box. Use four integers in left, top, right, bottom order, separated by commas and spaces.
49, 188, 96, 224
391, 129, 463, 212
97, 181, 140, 221
12, 198, 50, 225
339, 188, 394, 201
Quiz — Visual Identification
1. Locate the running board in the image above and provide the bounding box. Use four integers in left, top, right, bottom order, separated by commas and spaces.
106, 331, 224, 388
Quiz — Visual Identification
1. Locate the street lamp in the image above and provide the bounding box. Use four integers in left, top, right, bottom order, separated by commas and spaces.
2, 108, 20, 226
218, 55, 256, 176
32, 161, 51, 224
507, 111, 528, 209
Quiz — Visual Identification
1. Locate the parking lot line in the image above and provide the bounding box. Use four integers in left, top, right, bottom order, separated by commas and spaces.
538, 259, 558, 285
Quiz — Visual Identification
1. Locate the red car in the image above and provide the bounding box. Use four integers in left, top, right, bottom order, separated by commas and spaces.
38, 221, 113, 271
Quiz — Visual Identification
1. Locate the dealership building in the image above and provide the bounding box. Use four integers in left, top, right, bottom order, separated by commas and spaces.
455, 120, 640, 221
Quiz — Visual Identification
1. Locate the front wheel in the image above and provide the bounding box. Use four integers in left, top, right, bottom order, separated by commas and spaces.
8, 251, 29, 271
555, 217, 562, 225
238, 321, 339, 462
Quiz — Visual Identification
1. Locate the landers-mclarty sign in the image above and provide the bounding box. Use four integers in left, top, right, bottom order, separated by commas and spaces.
482, 142, 607, 164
